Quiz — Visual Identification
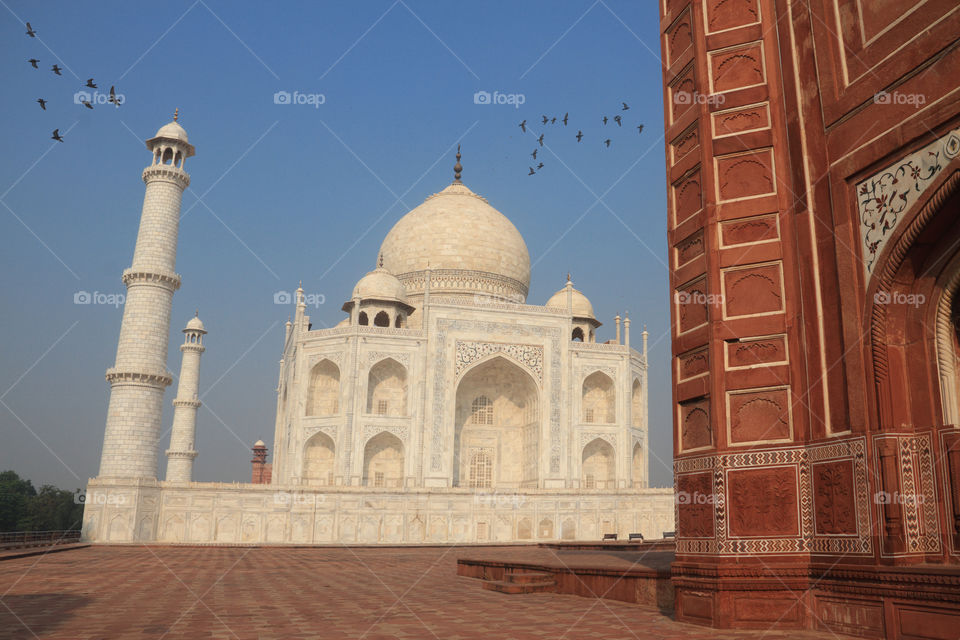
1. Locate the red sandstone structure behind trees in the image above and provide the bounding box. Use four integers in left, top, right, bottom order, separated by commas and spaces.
660, 0, 960, 637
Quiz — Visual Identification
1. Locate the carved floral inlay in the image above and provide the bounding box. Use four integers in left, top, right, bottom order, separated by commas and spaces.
455, 341, 543, 384
858, 126, 960, 276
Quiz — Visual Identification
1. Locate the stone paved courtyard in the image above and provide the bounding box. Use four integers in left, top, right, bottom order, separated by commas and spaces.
0, 546, 848, 639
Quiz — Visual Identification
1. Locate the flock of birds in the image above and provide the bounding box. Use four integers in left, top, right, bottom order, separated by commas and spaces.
23, 21, 121, 143
518, 102, 644, 175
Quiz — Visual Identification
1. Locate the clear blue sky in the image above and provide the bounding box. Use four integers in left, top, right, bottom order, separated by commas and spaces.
0, 1, 673, 490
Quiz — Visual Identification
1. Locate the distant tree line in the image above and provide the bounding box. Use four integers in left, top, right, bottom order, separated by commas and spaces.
0, 470, 83, 532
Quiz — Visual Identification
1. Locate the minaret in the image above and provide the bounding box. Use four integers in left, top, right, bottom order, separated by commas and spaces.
615, 314, 622, 344
165, 313, 206, 483
624, 312, 631, 350
98, 112, 195, 479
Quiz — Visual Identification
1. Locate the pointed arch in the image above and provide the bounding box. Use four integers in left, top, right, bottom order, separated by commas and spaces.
454, 355, 540, 488
582, 437, 615, 489
632, 441, 644, 488
366, 358, 408, 416
583, 371, 615, 424
302, 431, 335, 486
632, 378, 643, 427
362, 431, 404, 488
306, 359, 340, 416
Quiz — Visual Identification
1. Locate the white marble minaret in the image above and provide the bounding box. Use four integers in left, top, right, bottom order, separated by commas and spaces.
97, 112, 195, 479
165, 313, 206, 482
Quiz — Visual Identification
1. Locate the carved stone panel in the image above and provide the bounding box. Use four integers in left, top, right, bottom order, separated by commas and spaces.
677, 347, 709, 381
705, 0, 760, 34
727, 467, 799, 538
716, 148, 776, 202
712, 103, 771, 138
727, 386, 792, 444
720, 214, 779, 247
675, 230, 704, 268
709, 42, 766, 94
812, 460, 857, 535
725, 335, 788, 369
722, 262, 783, 319
665, 7, 693, 66
672, 167, 703, 226
679, 397, 712, 451
677, 471, 715, 538
676, 276, 709, 333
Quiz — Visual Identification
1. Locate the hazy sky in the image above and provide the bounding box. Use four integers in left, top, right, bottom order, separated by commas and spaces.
0, 1, 673, 490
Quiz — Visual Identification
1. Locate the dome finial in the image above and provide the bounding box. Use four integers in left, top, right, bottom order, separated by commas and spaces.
453, 144, 463, 183
567, 272, 571, 283
173, 107, 179, 122
195, 309, 199, 317
378, 252, 384, 268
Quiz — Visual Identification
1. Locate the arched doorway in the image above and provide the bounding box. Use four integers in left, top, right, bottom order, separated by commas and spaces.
582, 371, 615, 424
306, 359, 339, 416
362, 432, 404, 488
453, 356, 539, 488
366, 358, 408, 416
302, 432, 335, 486
582, 437, 615, 489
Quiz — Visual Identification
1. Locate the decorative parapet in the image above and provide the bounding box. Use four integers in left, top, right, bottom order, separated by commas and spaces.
141, 165, 191, 189
121, 268, 182, 291
105, 367, 172, 387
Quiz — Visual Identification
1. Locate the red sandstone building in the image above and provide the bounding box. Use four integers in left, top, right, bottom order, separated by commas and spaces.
661, 0, 960, 636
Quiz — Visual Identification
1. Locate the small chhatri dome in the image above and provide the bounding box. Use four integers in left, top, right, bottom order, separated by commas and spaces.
352, 266, 408, 304
185, 312, 205, 332
253, 439, 265, 448
546, 284, 597, 321
146, 109, 195, 157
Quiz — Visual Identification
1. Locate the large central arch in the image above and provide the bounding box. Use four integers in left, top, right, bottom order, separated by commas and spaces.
453, 356, 540, 488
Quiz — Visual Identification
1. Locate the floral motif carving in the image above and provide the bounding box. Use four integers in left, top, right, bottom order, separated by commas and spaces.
858, 127, 960, 276
455, 341, 543, 384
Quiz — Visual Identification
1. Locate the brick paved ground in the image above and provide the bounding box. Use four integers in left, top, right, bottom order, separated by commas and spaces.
0, 546, 848, 640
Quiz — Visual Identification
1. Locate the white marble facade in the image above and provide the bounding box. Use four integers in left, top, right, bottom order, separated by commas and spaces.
82, 122, 674, 544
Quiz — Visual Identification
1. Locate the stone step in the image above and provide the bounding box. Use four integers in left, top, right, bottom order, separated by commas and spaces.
482, 579, 557, 594
505, 572, 553, 584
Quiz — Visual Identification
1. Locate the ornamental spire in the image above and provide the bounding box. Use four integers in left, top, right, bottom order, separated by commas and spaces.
173, 107, 179, 122
453, 144, 463, 183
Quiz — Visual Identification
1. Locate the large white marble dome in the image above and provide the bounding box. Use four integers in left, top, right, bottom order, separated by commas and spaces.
379, 181, 531, 302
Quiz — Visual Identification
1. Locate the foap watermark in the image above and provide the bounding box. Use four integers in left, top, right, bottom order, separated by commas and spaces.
674, 290, 723, 306
274, 291, 325, 307
273, 90, 325, 108
473, 292, 525, 306
473, 90, 525, 108
873, 291, 925, 308
273, 491, 327, 506
75, 490, 127, 506
73, 90, 125, 106
474, 491, 527, 508
874, 90, 926, 107
675, 490, 717, 505
673, 91, 724, 106
74, 291, 125, 308
874, 491, 924, 506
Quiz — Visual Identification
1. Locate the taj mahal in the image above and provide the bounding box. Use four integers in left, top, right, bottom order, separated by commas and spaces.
81, 116, 674, 544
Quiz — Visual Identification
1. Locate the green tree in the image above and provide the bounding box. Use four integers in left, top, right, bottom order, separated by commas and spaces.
0, 471, 82, 532
0, 470, 36, 532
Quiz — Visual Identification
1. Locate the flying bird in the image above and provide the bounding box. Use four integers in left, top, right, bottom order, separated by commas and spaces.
602, 116, 608, 125
562, 113, 568, 126
81, 98, 93, 109
85, 78, 97, 89
537, 162, 544, 170
108, 86, 120, 107
541, 115, 548, 125
528, 167, 536, 176
614, 115, 622, 126
550, 117, 556, 124
51, 64, 62, 76
36, 98, 46, 110
28, 58, 39, 69
51, 129, 63, 142
537, 134, 544, 146
576, 130, 583, 142
604, 139, 611, 147
531, 149, 537, 160
637, 124, 644, 134
25, 22, 36, 37
621, 102, 630, 110
519, 119, 526, 132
